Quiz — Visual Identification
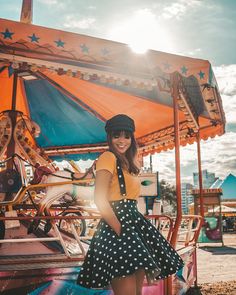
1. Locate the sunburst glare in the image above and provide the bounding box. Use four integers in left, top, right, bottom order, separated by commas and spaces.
109, 9, 174, 54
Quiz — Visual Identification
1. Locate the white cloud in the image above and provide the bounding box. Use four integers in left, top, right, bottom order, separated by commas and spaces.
37, 0, 66, 9
187, 48, 202, 56
162, 0, 202, 19
214, 64, 236, 96
162, 3, 186, 19
38, 0, 59, 5
214, 64, 236, 124
63, 15, 96, 29
87, 6, 96, 10
200, 132, 236, 174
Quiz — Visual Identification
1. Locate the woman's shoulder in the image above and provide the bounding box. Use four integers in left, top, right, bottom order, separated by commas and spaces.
98, 151, 116, 161
96, 151, 116, 173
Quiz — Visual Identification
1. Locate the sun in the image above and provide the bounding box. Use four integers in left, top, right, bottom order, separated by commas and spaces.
109, 9, 173, 54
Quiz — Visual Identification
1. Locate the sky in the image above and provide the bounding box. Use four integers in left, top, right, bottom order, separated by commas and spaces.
1, 0, 236, 184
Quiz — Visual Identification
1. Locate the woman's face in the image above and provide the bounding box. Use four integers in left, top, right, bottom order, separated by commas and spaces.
111, 131, 132, 155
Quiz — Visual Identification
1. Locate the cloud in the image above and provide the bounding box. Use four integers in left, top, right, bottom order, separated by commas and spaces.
214, 65, 236, 96
37, 0, 66, 9
199, 132, 236, 178
161, 0, 202, 20
214, 64, 236, 124
186, 48, 202, 56
63, 15, 96, 29
38, 0, 60, 5
87, 6, 96, 10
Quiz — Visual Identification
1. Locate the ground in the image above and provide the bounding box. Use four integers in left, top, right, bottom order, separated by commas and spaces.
196, 232, 236, 295
199, 281, 236, 295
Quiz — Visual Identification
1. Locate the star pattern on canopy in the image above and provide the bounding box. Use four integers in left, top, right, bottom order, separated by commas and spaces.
101, 48, 109, 55
1, 28, 14, 39
28, 33, 40, 43
54, 39, 65, 47
80, 44, 89, 53
181, 65, 188, 75
163, 62, 171, 70
198, 70, 205, 79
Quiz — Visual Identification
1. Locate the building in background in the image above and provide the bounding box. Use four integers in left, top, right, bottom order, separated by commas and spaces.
193, 169, 218, 189
181, 182, 193, 214
210, 173, 236, 202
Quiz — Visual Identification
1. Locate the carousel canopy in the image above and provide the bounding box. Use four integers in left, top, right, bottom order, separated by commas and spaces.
0, 17, 225, 161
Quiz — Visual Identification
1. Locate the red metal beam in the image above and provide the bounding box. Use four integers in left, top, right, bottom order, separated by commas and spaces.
197, 131, 204, 217
167, 72, 183, 295
170, 72, 182, 247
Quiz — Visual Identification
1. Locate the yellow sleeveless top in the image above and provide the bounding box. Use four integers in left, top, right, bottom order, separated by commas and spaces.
96, 151, 140, 201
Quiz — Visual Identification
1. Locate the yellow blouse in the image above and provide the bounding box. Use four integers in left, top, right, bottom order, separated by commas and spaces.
96, 151, 140, 201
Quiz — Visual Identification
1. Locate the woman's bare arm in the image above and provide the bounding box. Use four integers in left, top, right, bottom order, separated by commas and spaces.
94, 170, 121, 236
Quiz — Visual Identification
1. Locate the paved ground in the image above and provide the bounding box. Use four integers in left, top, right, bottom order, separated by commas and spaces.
196, 232, 236, 295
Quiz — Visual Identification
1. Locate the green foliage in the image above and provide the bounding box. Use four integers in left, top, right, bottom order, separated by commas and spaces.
159, 179, 177, 211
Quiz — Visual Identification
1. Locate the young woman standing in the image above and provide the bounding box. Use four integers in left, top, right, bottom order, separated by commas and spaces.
77, 114, 184, 295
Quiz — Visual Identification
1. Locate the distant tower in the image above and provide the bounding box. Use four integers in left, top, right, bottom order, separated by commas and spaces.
193, 169, 217, 188
181, 182, 193, 214
20, 0, 33, 24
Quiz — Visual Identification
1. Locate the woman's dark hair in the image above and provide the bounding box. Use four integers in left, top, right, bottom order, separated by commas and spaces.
107, 130, 140, 175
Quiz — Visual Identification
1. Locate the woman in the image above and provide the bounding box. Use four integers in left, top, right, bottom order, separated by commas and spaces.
77, 114, 184, 295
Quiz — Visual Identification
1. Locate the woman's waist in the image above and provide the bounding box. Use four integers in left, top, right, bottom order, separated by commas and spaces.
109, 199, 138, 212
110, 198, 137, 205
108, 194, 139, 201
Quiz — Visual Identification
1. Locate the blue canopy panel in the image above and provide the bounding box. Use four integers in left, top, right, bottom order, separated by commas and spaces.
24, 79, 106, 148
51, 152, 100, 161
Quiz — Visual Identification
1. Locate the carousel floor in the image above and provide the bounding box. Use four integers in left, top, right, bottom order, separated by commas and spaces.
0, 222, 88, 270
0, 222, 88, 293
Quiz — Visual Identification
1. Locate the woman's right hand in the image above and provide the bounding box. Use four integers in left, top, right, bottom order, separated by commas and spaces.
114, 222, 122, 237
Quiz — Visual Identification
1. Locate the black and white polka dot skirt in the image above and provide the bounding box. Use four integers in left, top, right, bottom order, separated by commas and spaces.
77, 199, 184, 289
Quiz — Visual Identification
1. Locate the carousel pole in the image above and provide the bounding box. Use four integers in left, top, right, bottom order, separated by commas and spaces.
150, 154, 153, 173
11, 71, 18, 110
193, 129, 204, 289
6, 0, 33, 168
170, 72, 182, 247
196, 131, 204, 217
166, 72, 183, 295
6, 71, 18, 170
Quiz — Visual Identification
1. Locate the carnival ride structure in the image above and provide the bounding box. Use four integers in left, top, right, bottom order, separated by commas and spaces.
191, 188, 223, 244
0, 1, 226, 294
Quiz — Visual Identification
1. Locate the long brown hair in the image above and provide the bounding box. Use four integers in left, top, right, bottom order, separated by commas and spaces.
107, 131, 140, 175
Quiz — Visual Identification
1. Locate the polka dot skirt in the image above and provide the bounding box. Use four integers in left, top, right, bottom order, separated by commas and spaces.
77, 199, 184, 289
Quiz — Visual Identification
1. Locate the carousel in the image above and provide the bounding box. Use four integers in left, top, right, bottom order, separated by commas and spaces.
0, 1, 225, 294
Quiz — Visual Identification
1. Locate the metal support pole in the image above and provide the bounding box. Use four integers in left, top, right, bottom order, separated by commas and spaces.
196, 131, 204, 217
170, 72, 182, 247
150, 154, 153, 173
20, 0, 33, 24
167, 72, 183, 295
6, 71, 18, 169
11, 71, 18, 111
